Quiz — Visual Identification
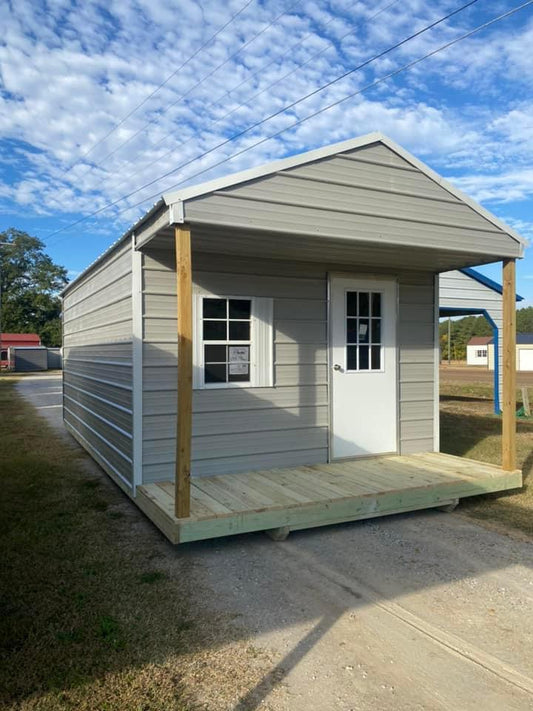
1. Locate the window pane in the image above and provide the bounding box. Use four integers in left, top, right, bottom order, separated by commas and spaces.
371, 292, 381, 317
229, 345, 249, 362
229, 371, 250, 382
203, 320, 227, 340
229, 299, 251, 319
205, 344, 227, 363
371, 319, 381, 344
228, 362, 250, 382
346, 292, 357, 317
359, 345, 369, 370
203, 298, 227, 319
205, 363, 227, 383
229, 321, 250, 341
371, 346, 381, 370
346, 346, 357, 371
358, 292, 369, 317
347, 318, 357, 343
358, 319, 369, 344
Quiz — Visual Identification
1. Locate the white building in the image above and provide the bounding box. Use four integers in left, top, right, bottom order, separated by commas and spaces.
466, 336, 492, 366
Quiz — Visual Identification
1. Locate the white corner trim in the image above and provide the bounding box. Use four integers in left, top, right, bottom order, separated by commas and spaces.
433, 273, 440, 453
169, 200, 185, 224
131, 236, 143, 493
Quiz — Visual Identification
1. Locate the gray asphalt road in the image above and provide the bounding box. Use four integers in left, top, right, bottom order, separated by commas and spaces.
17, 374, 533, 711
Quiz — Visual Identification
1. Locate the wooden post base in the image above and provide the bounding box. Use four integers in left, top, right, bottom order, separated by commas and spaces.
438, 499, 459, 513
265, 526, 290, 541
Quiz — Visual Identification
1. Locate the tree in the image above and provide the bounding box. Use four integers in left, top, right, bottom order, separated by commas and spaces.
517, 306, 533, 333
0, 228, 67, 347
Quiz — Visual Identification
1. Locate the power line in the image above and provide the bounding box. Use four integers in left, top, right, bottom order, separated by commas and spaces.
79, 0, 305, 174
46, 0, 532, 242
106, 0, 402, 198
62, 0, 255, 173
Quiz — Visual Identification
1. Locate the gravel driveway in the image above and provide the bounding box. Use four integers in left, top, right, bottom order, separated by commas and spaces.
17, 374, 533, 711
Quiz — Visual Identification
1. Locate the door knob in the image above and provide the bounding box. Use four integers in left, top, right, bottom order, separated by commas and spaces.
333, 364, 342, 371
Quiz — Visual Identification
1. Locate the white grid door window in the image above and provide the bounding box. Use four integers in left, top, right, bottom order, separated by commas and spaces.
193, 291, 273, 389
345, 290, 383, 372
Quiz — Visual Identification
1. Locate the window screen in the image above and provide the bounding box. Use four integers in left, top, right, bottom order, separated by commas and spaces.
346, 291, 383, 371
202, 298, 252, 384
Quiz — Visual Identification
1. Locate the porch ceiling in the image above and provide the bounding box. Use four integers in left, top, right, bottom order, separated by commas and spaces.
140, 222, 512, 273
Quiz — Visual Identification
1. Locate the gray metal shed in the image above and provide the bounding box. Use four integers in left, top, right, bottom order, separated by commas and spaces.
61, 133, 525, 544
439, 269, 524, 412
11, 346, 48, 372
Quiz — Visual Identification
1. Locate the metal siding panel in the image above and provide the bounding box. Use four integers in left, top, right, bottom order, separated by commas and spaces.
186, 194, 507, 253
142, 447, 328, 482
64, 361, 132, 386
62, 244, 133, 486
64, 382, 132, 431
63, 370, 132, 409
286, 156, 461, 200
224, 174, 492, 231
398, 287, 435, 452
144, 405, 329, 440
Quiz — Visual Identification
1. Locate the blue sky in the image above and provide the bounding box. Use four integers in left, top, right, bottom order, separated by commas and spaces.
0, 0, 532, 304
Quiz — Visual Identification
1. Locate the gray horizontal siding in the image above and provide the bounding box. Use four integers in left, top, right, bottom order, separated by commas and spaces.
141, 249, 438, 482
398, 275, 436, 454
62, 240, 134, 489
183, 142, 514, 258
142, 250, 329, 480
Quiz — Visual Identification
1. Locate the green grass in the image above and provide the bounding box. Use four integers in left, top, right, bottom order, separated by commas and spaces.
0, 379, 204, 711
440, 383, 533, 538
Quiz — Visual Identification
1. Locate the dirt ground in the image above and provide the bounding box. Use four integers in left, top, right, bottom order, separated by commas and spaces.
440, 364, 533, 386
16, 375, 533, 711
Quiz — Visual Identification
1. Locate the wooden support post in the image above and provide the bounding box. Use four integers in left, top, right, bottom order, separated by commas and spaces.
502, 258, 517, 472
175, 225, 192, 518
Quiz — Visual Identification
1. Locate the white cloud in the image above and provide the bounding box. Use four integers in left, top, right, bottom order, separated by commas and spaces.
0, 0, 532, 248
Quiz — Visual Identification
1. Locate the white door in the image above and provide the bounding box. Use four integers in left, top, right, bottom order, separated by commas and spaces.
518, 349, 533, 371
330, 275, 398, 459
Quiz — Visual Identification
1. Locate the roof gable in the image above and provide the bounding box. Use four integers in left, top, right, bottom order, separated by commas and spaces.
163, 133, 527, 250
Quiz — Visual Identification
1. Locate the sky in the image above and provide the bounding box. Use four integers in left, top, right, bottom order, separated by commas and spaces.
0, 0, 532, 305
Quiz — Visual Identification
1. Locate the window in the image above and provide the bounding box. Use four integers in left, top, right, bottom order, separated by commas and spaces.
194, 292, 273, 389
203, 298, 252, 384
0, 350, 7, 361
475, 348, 487, 358
346, 290, 383, 371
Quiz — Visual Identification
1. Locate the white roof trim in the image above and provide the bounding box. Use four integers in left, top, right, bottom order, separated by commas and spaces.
163, 131, 527, 250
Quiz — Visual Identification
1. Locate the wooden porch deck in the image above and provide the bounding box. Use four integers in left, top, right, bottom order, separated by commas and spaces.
135, 453, 522, 544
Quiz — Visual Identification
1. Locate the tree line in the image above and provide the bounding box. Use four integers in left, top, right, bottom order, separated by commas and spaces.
0, 229, 67, 347
439, 307, 533, 361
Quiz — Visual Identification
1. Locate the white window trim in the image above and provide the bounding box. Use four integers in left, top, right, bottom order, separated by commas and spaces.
193, 288, 273, 390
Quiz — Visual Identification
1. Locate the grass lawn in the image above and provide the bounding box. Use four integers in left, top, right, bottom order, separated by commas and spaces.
440, 382, 533, 538
0, 380, 272, 711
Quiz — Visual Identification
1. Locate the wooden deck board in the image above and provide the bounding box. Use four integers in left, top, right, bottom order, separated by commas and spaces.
135, 453, 523, 544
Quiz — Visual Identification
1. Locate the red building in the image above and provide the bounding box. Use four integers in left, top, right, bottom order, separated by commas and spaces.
0, 333, 41, 367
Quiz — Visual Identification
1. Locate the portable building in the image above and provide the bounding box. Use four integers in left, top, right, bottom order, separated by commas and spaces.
465, 336, 492, 366
0, 333, 41, 368
489, 333, 533, 372
61, 133, 525, 544
10, 346, 48, 372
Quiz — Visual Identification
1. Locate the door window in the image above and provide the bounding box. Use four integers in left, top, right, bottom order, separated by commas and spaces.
346, 290, 382, 371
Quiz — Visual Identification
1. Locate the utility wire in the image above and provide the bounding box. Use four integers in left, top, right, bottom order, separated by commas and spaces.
80, 0, 305, 173
106, 0, 402, 197
46, 0, 532, 242
63, 0, 255, 173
